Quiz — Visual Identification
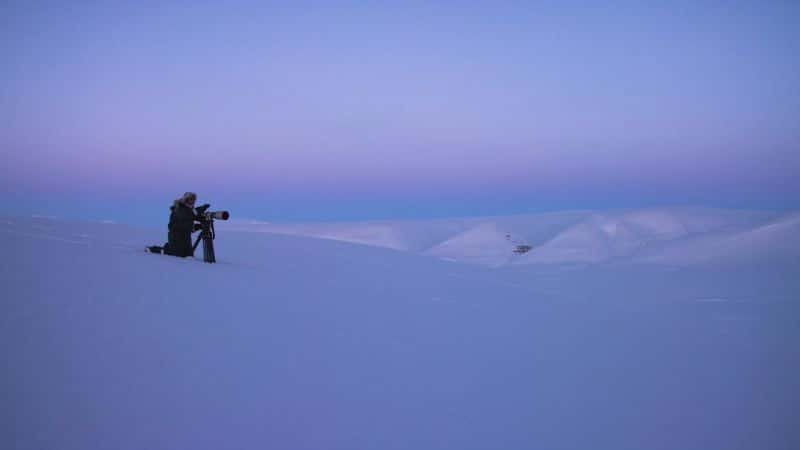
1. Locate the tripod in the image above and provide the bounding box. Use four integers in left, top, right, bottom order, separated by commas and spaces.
192, 219, 217, 263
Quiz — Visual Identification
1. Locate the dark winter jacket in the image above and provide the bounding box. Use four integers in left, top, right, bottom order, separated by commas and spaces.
164, 202, 197, 257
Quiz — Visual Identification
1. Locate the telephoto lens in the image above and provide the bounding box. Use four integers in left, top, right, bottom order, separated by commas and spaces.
207, 211, 229, 220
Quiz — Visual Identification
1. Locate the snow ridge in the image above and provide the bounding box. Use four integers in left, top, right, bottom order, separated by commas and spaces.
225, 208, 796, 266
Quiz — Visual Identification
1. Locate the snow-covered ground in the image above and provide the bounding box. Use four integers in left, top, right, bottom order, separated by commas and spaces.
2, 211, 799, 450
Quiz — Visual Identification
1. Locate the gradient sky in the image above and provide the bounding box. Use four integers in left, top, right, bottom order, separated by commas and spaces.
2, 1, 798, 224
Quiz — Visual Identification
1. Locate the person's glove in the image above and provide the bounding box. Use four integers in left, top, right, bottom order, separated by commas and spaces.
193, 223, 203, 232
196, 203, 210, 213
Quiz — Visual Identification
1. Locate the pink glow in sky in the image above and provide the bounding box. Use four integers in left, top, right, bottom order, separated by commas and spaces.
2, 1, 799, 222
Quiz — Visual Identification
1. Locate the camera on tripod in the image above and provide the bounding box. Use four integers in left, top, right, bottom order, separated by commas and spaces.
193, 204, 230, 263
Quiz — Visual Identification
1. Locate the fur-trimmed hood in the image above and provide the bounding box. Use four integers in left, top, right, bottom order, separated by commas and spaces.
171, 192, 197, 211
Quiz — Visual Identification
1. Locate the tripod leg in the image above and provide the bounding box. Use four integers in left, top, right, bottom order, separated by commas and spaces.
193, 233, 203, 254
203, 235, 216, 263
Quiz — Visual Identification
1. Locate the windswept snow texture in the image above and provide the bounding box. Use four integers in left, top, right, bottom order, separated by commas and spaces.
2, 214, 799, 450
230, 208, 800, 267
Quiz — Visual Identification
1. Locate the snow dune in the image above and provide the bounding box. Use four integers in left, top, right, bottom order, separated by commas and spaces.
1, 215, 798, 450
228, 208, 798, 266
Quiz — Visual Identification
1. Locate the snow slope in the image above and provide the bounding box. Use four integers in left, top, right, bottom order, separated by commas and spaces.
228, 208, 797, 267
2, 215, 799, 450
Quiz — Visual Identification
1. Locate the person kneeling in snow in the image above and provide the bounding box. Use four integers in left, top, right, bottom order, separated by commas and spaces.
147, 192, 208, 257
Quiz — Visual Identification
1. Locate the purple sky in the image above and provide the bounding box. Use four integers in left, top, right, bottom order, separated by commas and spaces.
2, 1, 798, 223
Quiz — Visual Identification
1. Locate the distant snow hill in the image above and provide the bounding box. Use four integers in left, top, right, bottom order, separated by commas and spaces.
226, 207, 800, 267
